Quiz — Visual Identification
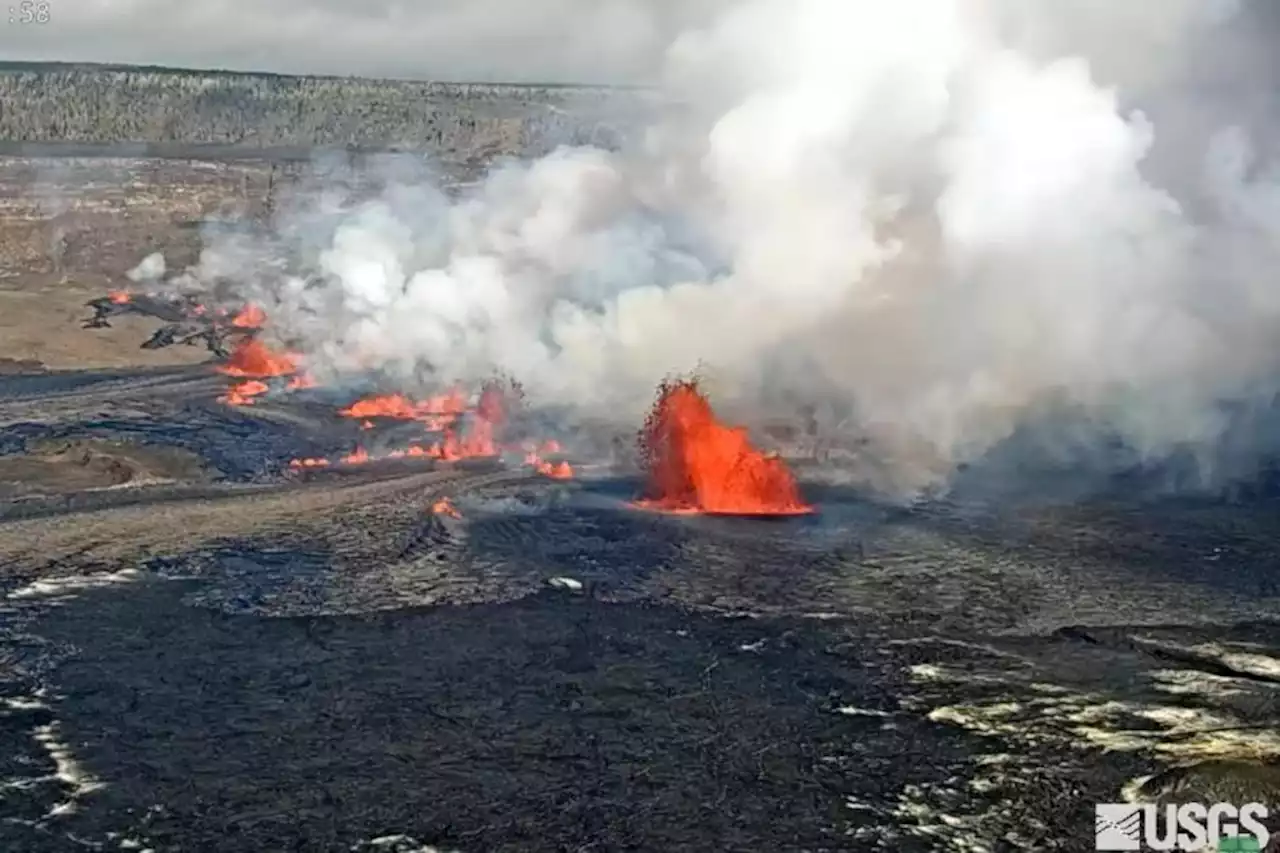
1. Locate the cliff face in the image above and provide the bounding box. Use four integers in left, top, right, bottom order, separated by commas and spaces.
0, 63, 645, 158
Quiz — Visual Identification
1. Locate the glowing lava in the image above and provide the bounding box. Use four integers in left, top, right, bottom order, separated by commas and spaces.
218, 379, 270, 406
107, 290, 131, 304
524, 440, 574, 479
230, 303, 267, 329
430, 497, 461, 518
344, 380, 516, 462
342, 393, 422, 420
340, 390, 466, 421
214, 311, 311, 406
217, 337, 299, 379
286, 378, 569, 474
532, 456, 574, 479
450, 382, 507, 458
633, 379, 813, 516
339, 389, 469, 433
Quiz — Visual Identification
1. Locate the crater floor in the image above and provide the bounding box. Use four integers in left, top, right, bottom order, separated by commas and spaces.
0, 154, 1277, 852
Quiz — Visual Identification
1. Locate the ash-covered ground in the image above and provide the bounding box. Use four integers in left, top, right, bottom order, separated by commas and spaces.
1, 154, 1279, 853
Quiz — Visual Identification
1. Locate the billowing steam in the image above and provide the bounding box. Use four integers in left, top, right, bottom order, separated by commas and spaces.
147, 0, 1280, 497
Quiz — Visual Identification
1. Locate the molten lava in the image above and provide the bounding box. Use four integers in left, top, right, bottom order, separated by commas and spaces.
476, 383, 506, 426
346, 380, 518, 461
438, 380, 512, 458
339, 388, 469, 425
338, 389, 468, 434
231, 303, 267, 329
430, 497, 461, 518
219, 379, 270, 406
524, 440, 574, 479
634, 379, 813, 516
529, 453, 574, 479
217, 337, 299, 379
213, 309, 308, 405
285, 377, 569, 474
107, 290, 131, 304
423, 421, 495, 461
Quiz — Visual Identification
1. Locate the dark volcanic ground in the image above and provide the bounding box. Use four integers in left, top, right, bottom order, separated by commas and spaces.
2, 352, 1280, 852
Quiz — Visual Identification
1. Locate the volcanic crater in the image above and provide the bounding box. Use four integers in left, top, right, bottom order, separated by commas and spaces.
1, 156, 1279, 853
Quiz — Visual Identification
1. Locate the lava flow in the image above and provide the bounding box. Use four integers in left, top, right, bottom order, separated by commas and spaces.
284, 380, 574, 478
218, 379, 270, 406
217, 336, 299, 379
198, 308, 569, 476
339, 389, 466, 431
216, 333, 311, 407
633, 379, 813, 516
336, 381, 512, 462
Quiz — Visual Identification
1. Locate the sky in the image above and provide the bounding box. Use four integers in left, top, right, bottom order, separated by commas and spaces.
0, 0, 734, 83
1, 0, 1276, 88
0, 0, 1274, 89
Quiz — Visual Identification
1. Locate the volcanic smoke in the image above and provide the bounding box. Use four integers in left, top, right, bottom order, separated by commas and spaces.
135, 0, 1280, 498
634, 379, 812, 516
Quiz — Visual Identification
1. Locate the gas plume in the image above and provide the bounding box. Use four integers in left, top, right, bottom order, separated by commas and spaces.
148, 0, 1280, 498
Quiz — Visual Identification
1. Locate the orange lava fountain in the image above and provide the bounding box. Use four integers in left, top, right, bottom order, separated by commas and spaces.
633, 379, 813, 516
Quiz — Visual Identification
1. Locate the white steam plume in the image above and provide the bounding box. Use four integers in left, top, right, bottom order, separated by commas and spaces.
161, 0, 1280, 496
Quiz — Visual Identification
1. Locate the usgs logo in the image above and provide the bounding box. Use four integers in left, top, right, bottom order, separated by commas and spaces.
1095, 802, 1270, 851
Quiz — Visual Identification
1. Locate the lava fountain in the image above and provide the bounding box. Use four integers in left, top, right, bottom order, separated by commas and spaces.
633, 379, 813, 516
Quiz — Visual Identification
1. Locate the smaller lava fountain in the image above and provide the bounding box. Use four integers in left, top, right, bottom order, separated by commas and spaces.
217, 337, 299, 379
524, 439, 574, 479
230, 303, 267, 329
633, 379, 813, 516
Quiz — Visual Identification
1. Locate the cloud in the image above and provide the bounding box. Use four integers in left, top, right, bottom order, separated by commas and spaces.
0, 0, 732, 83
